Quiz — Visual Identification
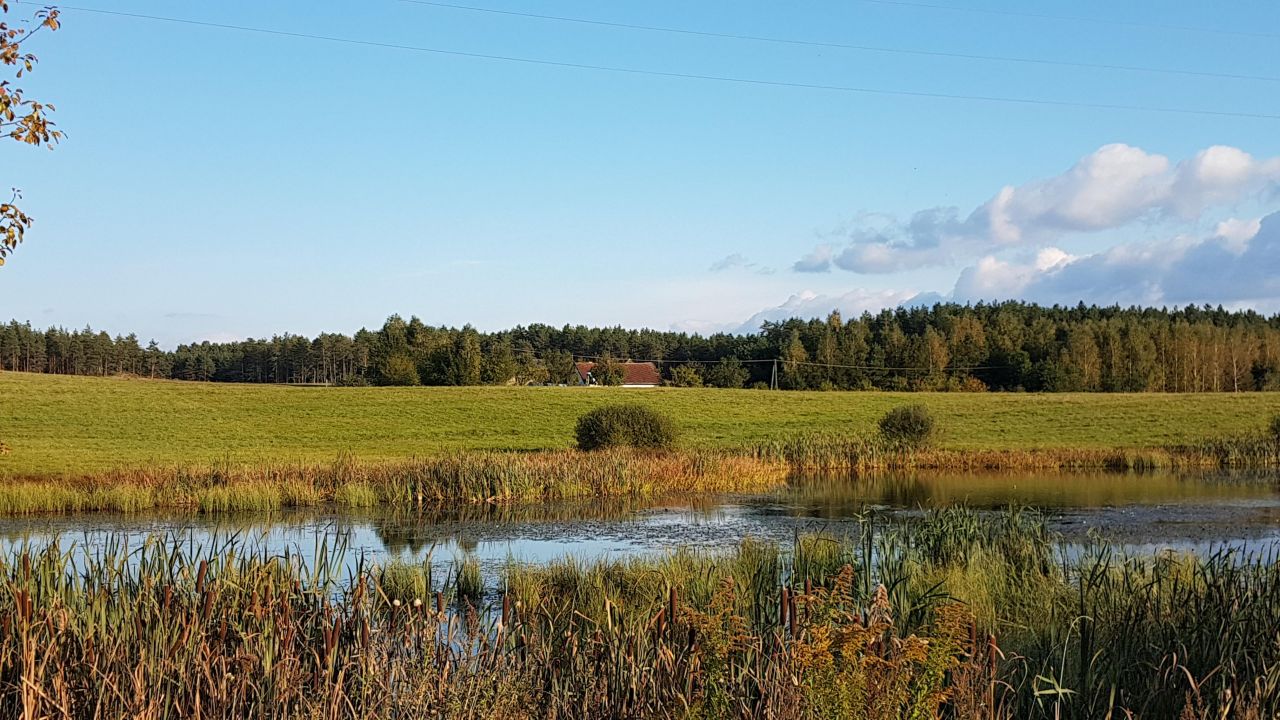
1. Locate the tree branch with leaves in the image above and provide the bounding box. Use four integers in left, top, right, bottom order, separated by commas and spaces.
1, 2, 61, 267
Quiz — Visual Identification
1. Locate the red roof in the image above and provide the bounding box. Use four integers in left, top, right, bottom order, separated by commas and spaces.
575, 361, 661, 386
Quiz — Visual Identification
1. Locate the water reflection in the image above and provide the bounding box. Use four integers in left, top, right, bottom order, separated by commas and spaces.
784, 468, 1280, 512
0, 469, 1274, 571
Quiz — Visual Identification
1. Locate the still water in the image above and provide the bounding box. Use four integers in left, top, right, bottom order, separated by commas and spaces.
1, 470, 1277, 574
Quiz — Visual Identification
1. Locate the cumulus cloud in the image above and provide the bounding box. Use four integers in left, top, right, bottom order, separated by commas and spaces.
1214, 216, 1262, 253
792, 245, 834, 272
950, 212, 1280, 308
952, 248, 1076, 300
735, 287, 921, 333
795, 143, 1280, 274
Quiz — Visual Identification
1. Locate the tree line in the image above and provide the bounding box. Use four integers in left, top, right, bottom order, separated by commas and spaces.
4, 302, 1280, 392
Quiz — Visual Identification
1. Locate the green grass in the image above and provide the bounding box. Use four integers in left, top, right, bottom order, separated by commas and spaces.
3, 371, 1280, 477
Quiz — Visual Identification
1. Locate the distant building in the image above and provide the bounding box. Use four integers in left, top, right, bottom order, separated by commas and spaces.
574, 361, 661, 388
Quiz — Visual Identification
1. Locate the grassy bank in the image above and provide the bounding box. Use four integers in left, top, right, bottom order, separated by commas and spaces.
4, 372, 1280, 477
756, 432, 1280, 471
0, 451, 787, 515
1, 510, 1276, 718
0, 437, 1276, 515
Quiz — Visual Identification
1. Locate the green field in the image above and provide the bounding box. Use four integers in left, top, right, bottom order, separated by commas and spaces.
2, 371, 1279, 477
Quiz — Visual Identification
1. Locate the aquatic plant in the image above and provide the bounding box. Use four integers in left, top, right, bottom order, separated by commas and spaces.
755, 431, 1280, 473
0, 449, 788, 515
0, 511, 1277, 717
454, 556, 483, 606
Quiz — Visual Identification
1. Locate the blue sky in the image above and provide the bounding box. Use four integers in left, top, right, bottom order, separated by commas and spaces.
3, 0, 1279, 346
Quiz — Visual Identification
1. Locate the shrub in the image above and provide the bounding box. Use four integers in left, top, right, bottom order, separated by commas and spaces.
667, 364, 704, 388
575, 404, 677, 451
379, 354, 420, 386
947, 375, 988, 393
878, 404, 939, 448
704, 358, 749, 389
1269, 413, 1280, 442
590, 355, 625, 386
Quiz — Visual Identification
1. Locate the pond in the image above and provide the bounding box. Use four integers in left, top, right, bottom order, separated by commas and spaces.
1, 469, 1277, 576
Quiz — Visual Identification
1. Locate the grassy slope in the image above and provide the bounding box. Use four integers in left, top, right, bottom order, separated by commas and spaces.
2, 371, 1278, 477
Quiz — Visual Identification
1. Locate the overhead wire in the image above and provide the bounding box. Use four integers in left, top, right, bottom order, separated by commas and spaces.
852, 0, 1280, 41
515, 348, 1009, 373
400, 0, 1280, 85
28, 3, 1280, 121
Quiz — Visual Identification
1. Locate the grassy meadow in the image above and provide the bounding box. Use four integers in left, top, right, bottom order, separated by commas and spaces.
3, 372, 1280, 478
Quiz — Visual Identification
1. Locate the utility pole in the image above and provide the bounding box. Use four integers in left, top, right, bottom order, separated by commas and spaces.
770, 358, 778, 390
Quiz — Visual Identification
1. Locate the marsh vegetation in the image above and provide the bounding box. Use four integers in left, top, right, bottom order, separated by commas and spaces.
0, 509, 1277, 718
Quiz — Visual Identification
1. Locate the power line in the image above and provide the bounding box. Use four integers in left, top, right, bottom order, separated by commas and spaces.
517, 348, 1008, 373
400, 0, 1280, 85
36, 3, 1280, 121
853, 0, 1280, 41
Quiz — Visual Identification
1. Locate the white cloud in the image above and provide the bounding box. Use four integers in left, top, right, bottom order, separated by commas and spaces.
735, 287, 919, 333
949, 211, 1280, 308
952, 248, 1076, 300
729, 211, 1280, 332
1214, 216, 1262, 253
794, 143, 1280, 274
710, 253, 774, 275
792, 245, 834, 272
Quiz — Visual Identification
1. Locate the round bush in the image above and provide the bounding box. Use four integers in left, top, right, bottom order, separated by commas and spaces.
576, 404, 677, 451
878, 404, 939, 448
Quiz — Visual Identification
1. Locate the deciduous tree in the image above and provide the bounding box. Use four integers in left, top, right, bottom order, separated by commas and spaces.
1, 2, 61, 266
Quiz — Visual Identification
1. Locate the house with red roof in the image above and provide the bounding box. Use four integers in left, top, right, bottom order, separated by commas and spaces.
574, 361, 661, 387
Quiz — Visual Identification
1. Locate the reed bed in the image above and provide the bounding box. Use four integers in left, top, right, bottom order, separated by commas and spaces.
0, 431, 1276, 517
1, 510, 1277, 718
0, 450, 789, 515
755, 432, 1280, 472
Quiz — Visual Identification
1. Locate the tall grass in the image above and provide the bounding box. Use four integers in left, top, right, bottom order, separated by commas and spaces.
0, 510, 1277, 717
756, 431, 1280, 472
0, 449, 789, 515
0, 430, 1276, 517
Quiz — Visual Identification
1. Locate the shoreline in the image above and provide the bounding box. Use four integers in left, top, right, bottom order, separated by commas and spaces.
0, 436, 1276, 516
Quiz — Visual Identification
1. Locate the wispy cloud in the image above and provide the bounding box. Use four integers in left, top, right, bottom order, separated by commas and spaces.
735, 287, 921, 333
709, 253, 774, 275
